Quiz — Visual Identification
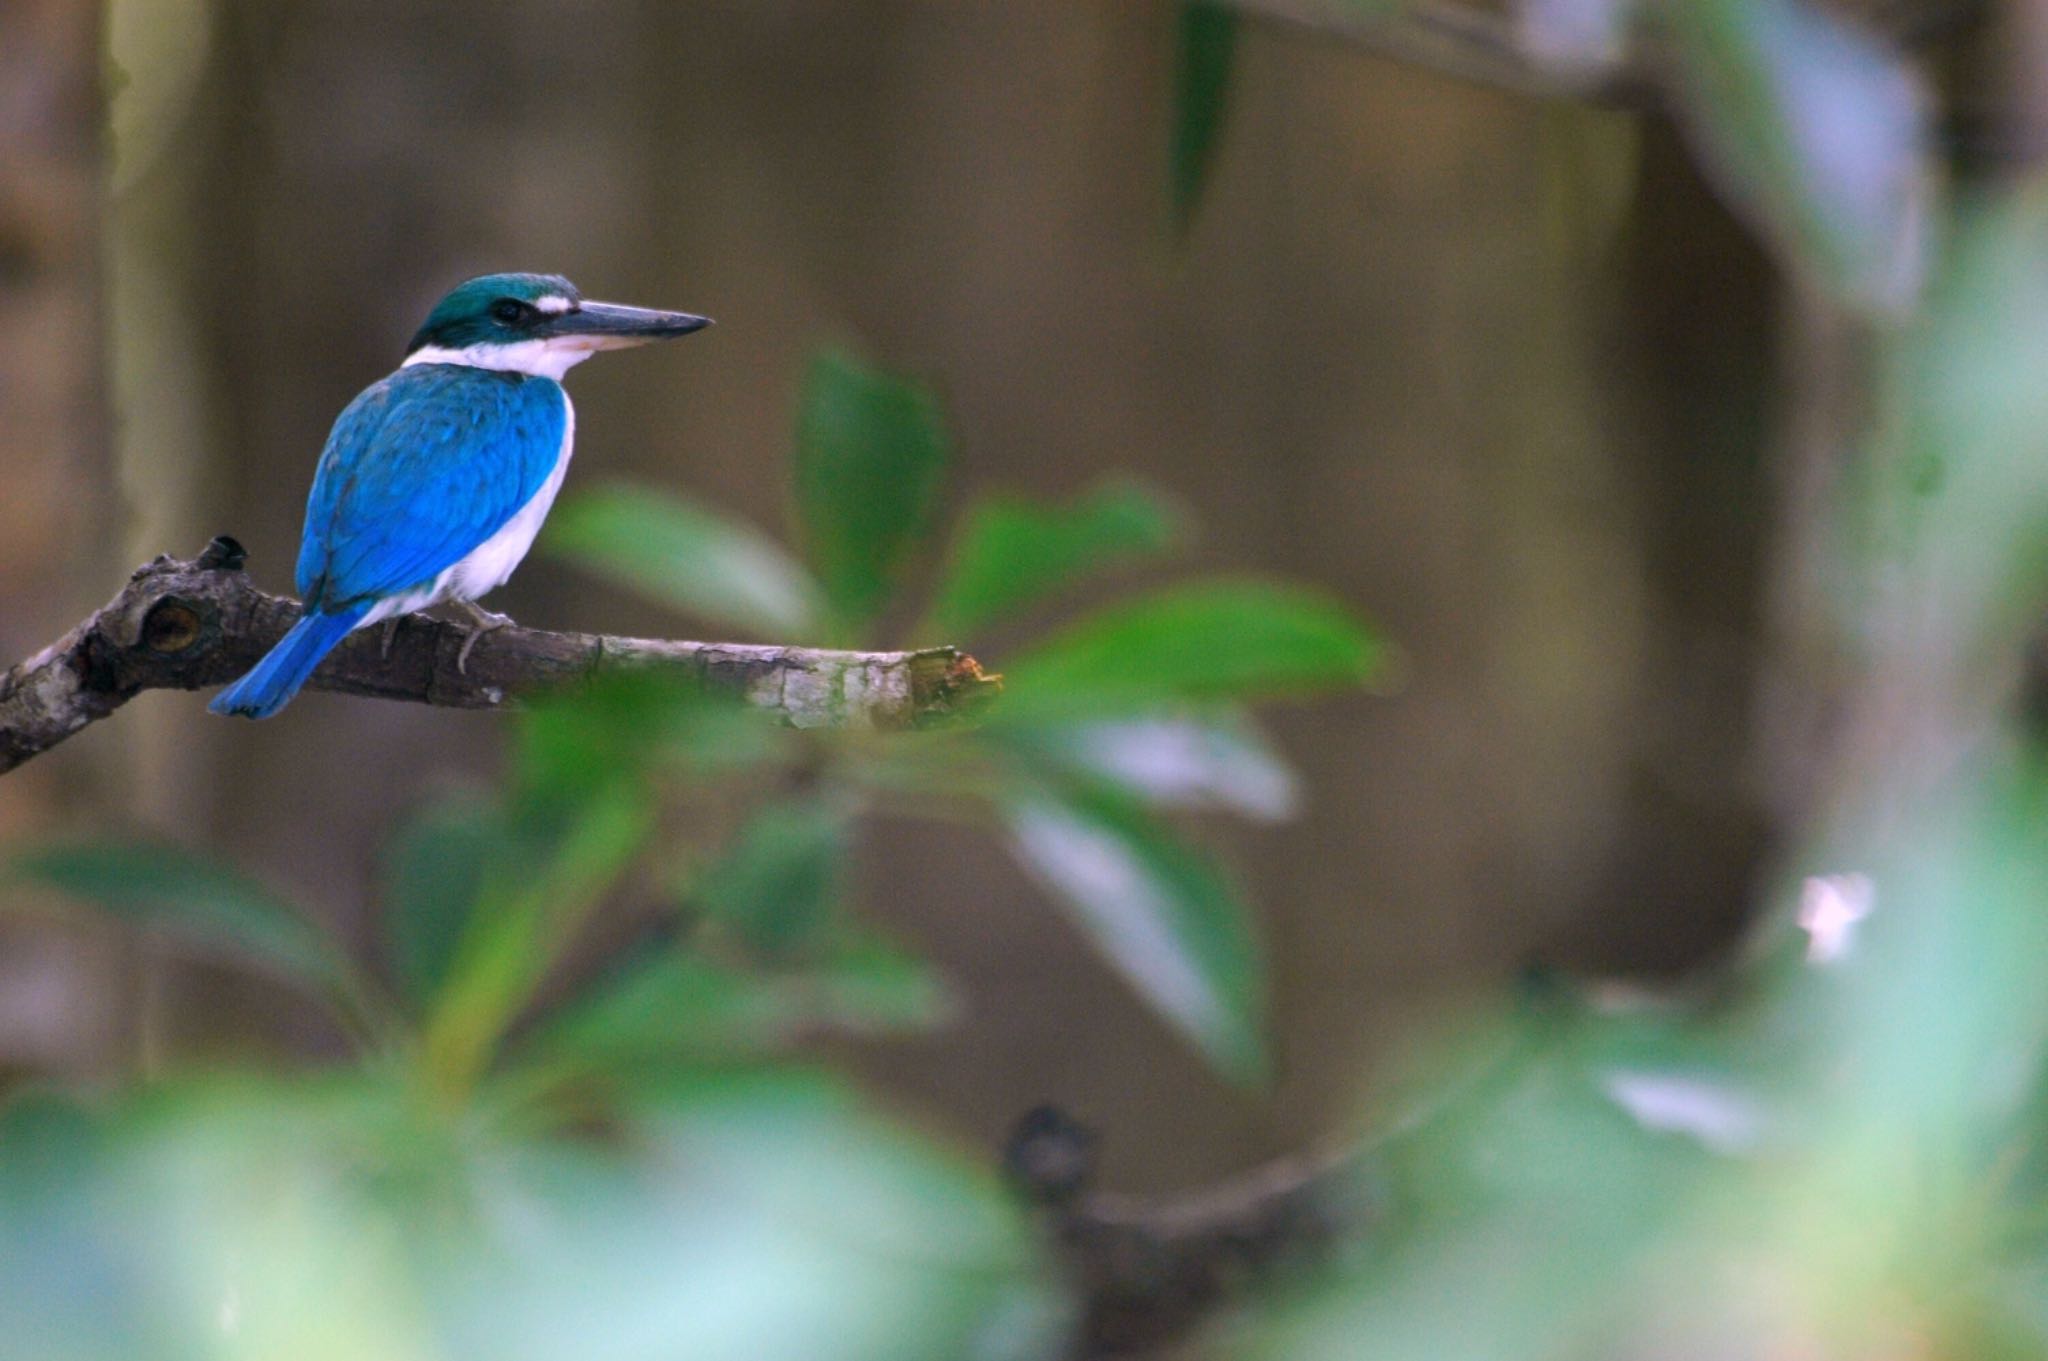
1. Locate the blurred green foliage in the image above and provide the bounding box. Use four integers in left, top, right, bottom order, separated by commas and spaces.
0, 1070, 1060, 1361
5, 843, 379, 1037
1148, 2, 2048, 1357
1223, 124, 2048, 1361
10, 0, 2045, 1355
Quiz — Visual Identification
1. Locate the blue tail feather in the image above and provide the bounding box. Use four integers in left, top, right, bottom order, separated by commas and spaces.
208, 608, 367, 719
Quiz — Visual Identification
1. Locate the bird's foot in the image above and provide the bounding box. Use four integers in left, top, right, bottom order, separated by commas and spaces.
380, 617, 401, 660
453, 601, 514, 675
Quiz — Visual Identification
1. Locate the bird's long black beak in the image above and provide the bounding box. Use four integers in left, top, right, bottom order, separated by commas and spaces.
539, 301, 713, 350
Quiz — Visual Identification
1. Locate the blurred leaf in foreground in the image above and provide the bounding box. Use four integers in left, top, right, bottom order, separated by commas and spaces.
1001, 712, 1300, 821
536, 934, 953, 1065
1869, 184, 2048, 669
1663, 0, 1932, 315
926, 478, 1184, 641
0, 1072, 1061, 1361
1240, 1008, 1713, 1361
382, 793, 501, 1010
1817, 762, 2048, 1157
998, 578, 1385, 719
1007, 789, 1265, 1082
689, 799, 851, 954
1233, 759, 2048, 1357
421, 780, 655, 1100
0, 1078, 441, 1361
515, 669, 786, 800
450, 1074, 1063, 1361
1170, 2, 1239, 234
6, 842, 361, 1013
548, 484, 825, 638
795, 349, 949, 634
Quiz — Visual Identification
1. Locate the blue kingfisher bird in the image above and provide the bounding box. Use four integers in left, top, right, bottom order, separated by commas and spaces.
209, 272, 710, 719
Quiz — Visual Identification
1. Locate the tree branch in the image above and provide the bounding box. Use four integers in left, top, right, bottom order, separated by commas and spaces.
1005, 1106, 1374, 1357
1231, 0, 1982, 108
1236, 0, 1656, 105
0, 539, 999, 775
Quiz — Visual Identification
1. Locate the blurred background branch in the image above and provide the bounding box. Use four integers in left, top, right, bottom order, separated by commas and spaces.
1007, 1104, 1370, 1357
1230, 0, 1658, 102
1228, 0, 1982, 107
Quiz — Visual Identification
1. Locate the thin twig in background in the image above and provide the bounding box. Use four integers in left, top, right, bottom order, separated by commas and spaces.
1231, 0, 1981, 108
1235, 0, 1657, 103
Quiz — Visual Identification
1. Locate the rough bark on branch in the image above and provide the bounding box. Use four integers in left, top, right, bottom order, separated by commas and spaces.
0, 540, 999, 775
1006, 1106, 1373, 1357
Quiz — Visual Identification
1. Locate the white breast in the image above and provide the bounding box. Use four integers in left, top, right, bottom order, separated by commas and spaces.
358, 392, 577, 625
446, 390, 577, 601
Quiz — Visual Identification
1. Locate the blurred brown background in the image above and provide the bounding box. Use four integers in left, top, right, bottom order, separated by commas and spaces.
0, 0, 1785, 1191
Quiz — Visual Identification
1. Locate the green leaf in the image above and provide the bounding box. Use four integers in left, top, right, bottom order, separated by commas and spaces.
536, 935, 952, 1063
8, 842, 355, 1002
794, 348, 950, 632
457, 1073, 1059, 1361
814, 933, 956, 1033
1663, 0, 1932, 315
422, 782, 656, 1098
515, 669, 785, 800
925, 479, 1185, 641
1171, 2, 1240, 234
689, 800, 850, 954
998, 578, 1386, 718
382, 795, 500, 1009
1002, 712, 1300, 821
1872, 193, 2048, 664
547, 484, 823, 638
0, 1070, 1059, 1361
1005, 790, 1265, 1082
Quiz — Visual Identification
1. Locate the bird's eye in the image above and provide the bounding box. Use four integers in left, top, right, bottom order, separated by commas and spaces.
490, 299, 532, 326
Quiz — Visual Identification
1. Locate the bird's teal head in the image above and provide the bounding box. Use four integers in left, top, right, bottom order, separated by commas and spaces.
403, 272, 711, 380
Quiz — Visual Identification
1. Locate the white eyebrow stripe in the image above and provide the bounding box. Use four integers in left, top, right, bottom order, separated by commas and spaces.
534, 295, 574, 314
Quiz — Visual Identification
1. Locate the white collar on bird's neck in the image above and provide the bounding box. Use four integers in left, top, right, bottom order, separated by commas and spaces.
402, 336, 598, 382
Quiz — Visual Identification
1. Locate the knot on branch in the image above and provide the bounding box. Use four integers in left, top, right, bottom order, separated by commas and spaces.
139, 600, 205, 655
1006, 1103, 1099, 1206
196, 534, 248, 572
76, 552, 279, 700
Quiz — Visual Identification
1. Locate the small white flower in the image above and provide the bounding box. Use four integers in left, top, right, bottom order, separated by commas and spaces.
1798, 872, 1875, 964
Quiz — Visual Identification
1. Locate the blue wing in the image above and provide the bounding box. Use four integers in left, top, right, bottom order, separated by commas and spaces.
296, 365, 569, 611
